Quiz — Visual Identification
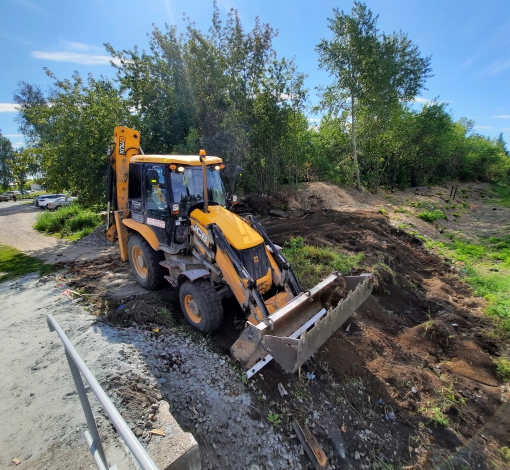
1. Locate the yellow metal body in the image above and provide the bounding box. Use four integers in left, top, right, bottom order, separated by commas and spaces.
191, 206, 263, 250
107, 126, 373, 375
130, 154, 222, 166
112, 126, 140, 217
122, 218, 160, 251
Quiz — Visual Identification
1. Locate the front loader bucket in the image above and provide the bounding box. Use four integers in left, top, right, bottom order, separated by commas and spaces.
231, 273, 373, 374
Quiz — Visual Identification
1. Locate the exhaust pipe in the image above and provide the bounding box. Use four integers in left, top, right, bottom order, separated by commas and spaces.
199, 150, 208, 214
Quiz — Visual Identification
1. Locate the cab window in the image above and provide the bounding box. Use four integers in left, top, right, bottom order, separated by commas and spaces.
146, 165, 168, 217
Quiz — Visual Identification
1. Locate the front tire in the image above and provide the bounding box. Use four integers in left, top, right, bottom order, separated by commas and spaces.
179, 279, 224, 333
127, 233, 166, 290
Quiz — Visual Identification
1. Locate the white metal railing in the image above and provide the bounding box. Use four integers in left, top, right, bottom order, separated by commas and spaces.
46, 314, 159, 470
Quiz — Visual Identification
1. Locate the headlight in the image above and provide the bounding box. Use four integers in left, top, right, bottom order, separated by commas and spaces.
174, 225, 187, 243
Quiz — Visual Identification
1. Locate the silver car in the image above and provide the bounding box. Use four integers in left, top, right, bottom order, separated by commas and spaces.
45, 196, 76, 211
36, 194, 66, 208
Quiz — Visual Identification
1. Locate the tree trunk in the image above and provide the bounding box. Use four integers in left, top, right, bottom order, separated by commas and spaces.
351, 95, 361, 191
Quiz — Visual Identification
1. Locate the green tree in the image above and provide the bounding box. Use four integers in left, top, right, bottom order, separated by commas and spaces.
9, 148, 39, 191
316, 1, 432, 190
14, 71, 132, 204
0, 131, 15, 190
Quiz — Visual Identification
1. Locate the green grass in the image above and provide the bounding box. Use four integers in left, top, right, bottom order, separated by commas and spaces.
492, 182, 510, 207
0, 244, 55, 282
417, 209, 448, 223
282, 237, 364, 289
425, 236, 510, 333
34, 204, 102, 239
495, 358, 510, 382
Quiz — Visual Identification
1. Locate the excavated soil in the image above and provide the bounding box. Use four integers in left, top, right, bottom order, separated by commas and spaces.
57, 207, 510, 469
3, 185, 510, 469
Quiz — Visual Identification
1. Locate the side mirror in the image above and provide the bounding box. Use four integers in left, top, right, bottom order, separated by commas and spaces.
226, 194, 238, 205
147, 169, 160, 185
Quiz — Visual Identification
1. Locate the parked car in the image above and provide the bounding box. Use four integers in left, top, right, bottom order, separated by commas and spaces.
0, 194, 9, 202
45, 197, 76, 211
35, 194, 66, 208
3, 191, 20, 200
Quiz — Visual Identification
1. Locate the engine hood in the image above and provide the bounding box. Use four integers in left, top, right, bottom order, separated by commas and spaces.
190, 206, 263, 250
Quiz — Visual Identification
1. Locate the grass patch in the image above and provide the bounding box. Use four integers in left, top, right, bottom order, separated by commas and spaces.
417, 210, 448, 223
0, 244, 54, 282
495, 357, 510, 382
34, 204, 102, 239
282, 236, 364, 289
492, 182, 510, 207
425, 236, 510, 333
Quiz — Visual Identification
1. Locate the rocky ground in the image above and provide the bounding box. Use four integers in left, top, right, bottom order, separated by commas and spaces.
1, 184, 509, 469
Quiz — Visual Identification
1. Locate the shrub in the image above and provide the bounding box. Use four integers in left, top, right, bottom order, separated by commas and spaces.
417, 210, 448, 223
495, 357, 510, 382
34, 204, 102, 238
282, 237, 364, 289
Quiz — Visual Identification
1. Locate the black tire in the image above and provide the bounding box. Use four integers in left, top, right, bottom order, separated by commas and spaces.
179, 279, 224, 333
127, 233, 166, 290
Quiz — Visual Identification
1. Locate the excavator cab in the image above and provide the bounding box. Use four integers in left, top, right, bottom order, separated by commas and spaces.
106, 126, 373, 376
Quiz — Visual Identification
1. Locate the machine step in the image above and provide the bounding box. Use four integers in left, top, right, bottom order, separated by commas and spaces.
164, 275, 178, 287
160, 260, 179, 269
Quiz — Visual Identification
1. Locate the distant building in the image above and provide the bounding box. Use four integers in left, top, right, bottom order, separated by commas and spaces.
30, 184, 42, 191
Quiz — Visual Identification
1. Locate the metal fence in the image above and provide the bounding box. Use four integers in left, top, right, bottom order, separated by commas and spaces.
46, 314, 159, 470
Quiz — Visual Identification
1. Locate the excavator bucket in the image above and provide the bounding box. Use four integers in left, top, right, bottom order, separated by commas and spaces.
231, 273, 373, 375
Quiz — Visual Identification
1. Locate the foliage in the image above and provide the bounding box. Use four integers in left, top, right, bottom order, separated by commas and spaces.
425, 236, 510, 333
9, 147, 39, 191
0, 244, 54, 282
430, 407, 449, 427
14, 72, 133, 205
417, 210, 447, 223
266, 413, 281, 426
0, 131, 15, 190
106, 3, 308, 195
495, 357, 510, 382
34, 204, 102, 239
9, 2, 510, 198
282, 236, 364, 289
316, 1, 432, 190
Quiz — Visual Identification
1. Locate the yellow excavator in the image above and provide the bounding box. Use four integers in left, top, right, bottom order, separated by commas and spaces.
106, 126, 373, 376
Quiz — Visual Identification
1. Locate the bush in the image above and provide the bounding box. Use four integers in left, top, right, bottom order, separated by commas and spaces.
34, 204, 102, 238
417, 210, 448, 223
495, 357, 510, 382
282, 237, 364, 289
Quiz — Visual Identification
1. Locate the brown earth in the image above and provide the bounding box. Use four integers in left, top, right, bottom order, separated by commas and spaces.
2, 184, 510, 469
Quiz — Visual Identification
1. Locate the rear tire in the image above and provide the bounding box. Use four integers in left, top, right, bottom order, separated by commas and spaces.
179, 279, 223, 333
127, 233, 166, 290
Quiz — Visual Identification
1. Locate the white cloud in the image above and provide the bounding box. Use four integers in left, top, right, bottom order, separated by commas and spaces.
65, 41, 95, 52
492, 115, 510, 119
0, 103, 18, 113
4, 134, 23, 138
474, 125, 493, 130
31, 50, 121, 65
480, 59, 510, 76
413, 97, 432, 105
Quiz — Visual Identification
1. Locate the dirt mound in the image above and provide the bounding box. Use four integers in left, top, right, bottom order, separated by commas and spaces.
287, 182, 373, 212
260, 210, 509, 469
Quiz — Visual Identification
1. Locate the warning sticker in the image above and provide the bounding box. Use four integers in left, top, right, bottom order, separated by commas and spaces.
147, 218, 166, 228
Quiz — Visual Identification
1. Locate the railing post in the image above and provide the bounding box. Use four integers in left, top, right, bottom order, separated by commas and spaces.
64, 349, 109, 469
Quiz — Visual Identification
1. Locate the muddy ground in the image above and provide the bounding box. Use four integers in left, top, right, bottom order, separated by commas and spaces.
54, 184, 509, 469
2, 184, 509, 469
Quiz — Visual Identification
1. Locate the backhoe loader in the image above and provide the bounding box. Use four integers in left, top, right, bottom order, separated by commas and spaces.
106, 126, 373, 375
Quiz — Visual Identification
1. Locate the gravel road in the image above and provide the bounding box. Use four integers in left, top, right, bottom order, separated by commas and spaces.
0, 200, 303, 470
0, 200, 116, 263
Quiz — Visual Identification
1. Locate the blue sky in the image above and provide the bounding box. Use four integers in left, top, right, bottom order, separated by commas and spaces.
1, 0, 509, 149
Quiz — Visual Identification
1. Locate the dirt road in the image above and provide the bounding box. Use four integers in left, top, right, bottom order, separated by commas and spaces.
0, 200, 115, 263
